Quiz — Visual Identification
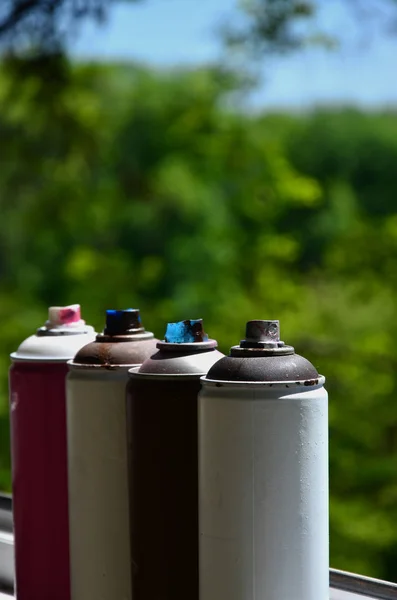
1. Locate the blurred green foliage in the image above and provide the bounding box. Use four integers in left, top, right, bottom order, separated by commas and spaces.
1, 56, 397, 581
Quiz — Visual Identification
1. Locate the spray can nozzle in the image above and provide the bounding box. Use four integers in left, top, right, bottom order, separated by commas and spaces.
42, 305, 86, 331
240, 320, 281, 349
164, 319, 208, 343
227, 319, 294, 356
104, 309, 144, 336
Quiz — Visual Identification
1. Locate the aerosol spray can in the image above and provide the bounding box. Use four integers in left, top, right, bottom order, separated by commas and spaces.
9, 305, 95, 600
67, 308, 158, 600
199, 320, 328, 600
126, 319, 223, 600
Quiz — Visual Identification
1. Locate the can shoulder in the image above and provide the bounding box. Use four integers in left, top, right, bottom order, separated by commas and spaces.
133, 347, 224, 377
205, 353, 319, 383
11, 328, 96, 362
70, 336, 159, 368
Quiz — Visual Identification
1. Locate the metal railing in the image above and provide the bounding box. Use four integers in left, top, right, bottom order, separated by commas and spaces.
0, 495, 13, 595
330, 569, 397, 600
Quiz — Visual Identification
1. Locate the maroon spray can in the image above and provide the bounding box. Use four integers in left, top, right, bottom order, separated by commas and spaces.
126, 318, 223, 600
9, 305, 95, 600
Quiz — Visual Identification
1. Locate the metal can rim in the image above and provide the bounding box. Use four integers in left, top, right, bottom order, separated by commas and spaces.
200, 374, 326, 389
67, 360, 142, 370
156, 339, 218, 352
10, 353, 73, 363
128, 369, 205, 380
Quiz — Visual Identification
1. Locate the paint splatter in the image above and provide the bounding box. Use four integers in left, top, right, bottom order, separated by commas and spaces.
59, 305, 81, 325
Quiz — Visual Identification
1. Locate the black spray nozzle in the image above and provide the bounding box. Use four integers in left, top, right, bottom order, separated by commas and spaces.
104, 309, 144, 336
240, 320, 281, 349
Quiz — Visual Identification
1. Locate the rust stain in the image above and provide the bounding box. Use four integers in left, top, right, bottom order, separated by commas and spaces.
304, 379, 319, 387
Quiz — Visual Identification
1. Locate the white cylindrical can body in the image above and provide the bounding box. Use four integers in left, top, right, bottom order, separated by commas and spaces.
199, 380, 328, 600
67, 368, 132, 600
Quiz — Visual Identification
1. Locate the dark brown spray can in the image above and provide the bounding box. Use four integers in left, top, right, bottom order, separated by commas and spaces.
126, 318, 224, 600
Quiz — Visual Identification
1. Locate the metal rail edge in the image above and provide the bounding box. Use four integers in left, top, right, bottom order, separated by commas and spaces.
330, 568, 397, 599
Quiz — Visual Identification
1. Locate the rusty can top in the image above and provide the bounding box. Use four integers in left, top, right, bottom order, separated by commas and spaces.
204, 319, 320, 383
129, 318, 223, 378
69, 309, 158, 369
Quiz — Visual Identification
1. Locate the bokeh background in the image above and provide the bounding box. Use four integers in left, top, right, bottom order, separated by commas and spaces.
1, 0, 397, 582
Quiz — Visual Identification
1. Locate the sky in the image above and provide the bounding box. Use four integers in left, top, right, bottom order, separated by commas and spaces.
71, 0, 397, 109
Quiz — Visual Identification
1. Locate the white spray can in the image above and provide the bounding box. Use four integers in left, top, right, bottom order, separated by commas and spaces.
198, 320, 328, 600
66, 309, 158, 600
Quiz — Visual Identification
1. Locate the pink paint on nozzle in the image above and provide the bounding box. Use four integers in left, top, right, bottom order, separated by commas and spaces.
47, 305, 85, 328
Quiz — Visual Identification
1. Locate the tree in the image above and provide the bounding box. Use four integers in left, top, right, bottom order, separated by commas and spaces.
2, 0, 397, 56
0, 0, 142, 51
2, 0, 397, 585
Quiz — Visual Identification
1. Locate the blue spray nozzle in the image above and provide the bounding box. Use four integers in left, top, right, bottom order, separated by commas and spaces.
104, 309, 142, 335
164, 319, 208, 343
